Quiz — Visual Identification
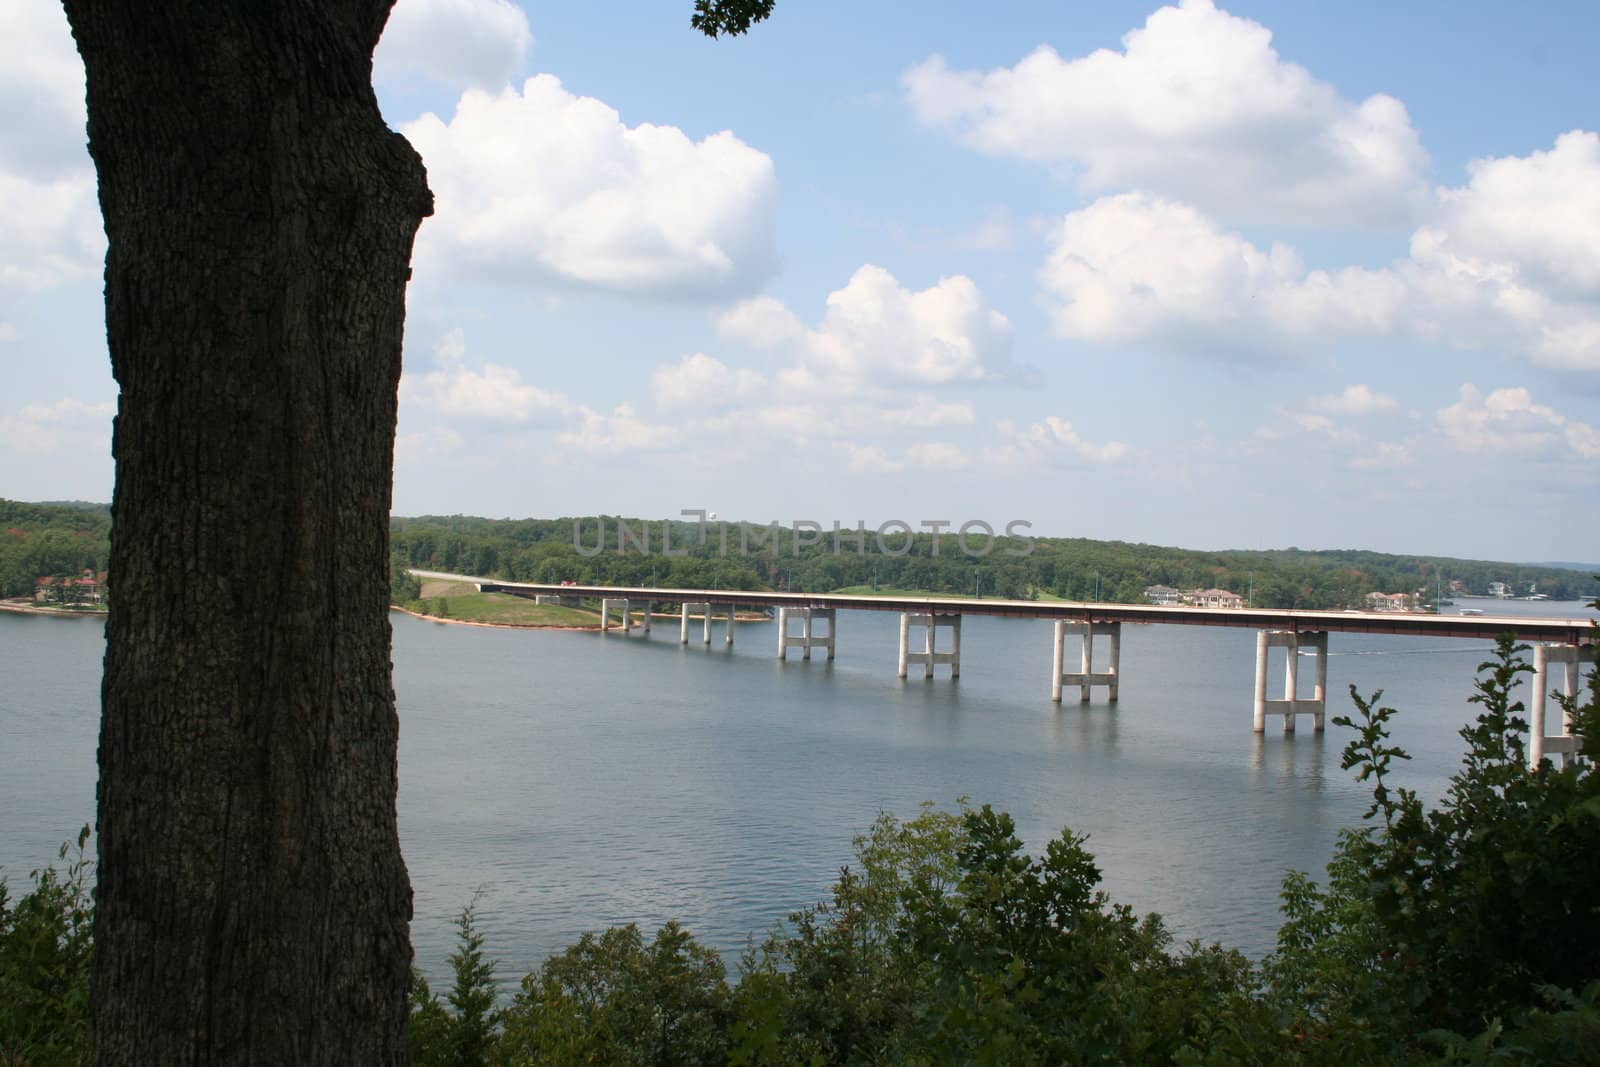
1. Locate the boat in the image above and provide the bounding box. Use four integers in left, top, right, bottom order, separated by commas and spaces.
1458, 607, 1485, 616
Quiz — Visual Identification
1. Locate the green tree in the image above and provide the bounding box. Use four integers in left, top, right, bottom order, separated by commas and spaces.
409, 903, 500, 1067
497, 921, 731, 1066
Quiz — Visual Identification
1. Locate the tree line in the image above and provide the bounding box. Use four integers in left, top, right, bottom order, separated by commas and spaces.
10, 501, 1586, 611
391, 513, 1600, 608
0, 500, 111, 600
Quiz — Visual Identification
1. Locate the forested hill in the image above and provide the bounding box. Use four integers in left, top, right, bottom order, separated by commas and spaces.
0, 499, 112, 598
4, 502, 1590, 610
389, 514, 1599, 610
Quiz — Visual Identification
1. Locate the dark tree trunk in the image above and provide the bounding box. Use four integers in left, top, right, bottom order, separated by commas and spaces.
62, 2, 432, 1061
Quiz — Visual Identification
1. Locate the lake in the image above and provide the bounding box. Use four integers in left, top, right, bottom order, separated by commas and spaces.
1, 597, 1592, 987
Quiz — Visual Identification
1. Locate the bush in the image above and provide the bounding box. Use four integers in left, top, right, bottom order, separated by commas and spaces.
0, 826, 93, 1067
1268, 626, 1600, 1062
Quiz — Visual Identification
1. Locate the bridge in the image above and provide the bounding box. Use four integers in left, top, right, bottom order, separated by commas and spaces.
418, 572, 1594, 767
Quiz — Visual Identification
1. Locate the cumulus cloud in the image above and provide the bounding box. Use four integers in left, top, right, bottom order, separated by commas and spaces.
395, 426, 464, 464
908, 442, 970, 470
652, 353, 766, 412
1310, 385, 1398, 416
0, 4, 87, 183
843, 443, 904, 474
0, 171, 105, 294
1039, 193, 1401, 352
1436, 384, 1600, 460
376, 0, 533, 90
874, 395, 975, 429
903, 0, 1426, 226
404, 75, 779, 299
718, 264, 1012, 391
400, 329, 569, 421
1039, 172, 1600, 368
1429, 131, 1600, 300
558, 404, 681, 455
0, 396, 115, 457
0, 6, 103, 303
986, 416, 1130, 467
1350, 441, 1413, 470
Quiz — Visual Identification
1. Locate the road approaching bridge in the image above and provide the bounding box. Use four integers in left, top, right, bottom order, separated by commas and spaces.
412, 571, 1593, 765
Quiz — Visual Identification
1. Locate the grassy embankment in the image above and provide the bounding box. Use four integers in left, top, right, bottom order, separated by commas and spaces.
406, 580, 615, 628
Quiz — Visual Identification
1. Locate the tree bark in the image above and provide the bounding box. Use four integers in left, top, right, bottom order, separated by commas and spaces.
62, 2, 432, 1061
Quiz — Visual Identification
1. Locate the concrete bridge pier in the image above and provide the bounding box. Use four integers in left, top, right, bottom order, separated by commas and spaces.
1252, 630, 1328, 733
680, 602, 712, 644
1530, 643, 1583, 768
601, 597, 629, 634
1051, 620, 1120, 702
899, 613, 960, 679
777, 607, 836, 660
725, 605, 737, 646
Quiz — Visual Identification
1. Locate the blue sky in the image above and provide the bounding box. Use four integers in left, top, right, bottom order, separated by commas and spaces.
3, 0, 1598, 560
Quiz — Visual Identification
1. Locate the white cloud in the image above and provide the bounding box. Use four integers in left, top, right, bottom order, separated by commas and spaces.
1350, 441, 1413, 470
908, 442, 969, 470
1039, 193, 1402, 351
652, 353, 766, 412
903, 0, 1425, 226
718, 264, 1012, 391
873, 395, 975, 429
395, 426, 464, 464
1430, 130, 1600, 300
0, 171, 104, 294
0, 4, 86, 183
376, 0, 533, 90
0, 6, 102, 303
715, 296, 806, 349
0, 396, 115, 457
558, 404, 680, 455
987, 416, 1130, 467
1290, 413, 1357, 441
843, 443, 904, 474
1040, 177, 1600, 368
1436, 384, 1600, 460
400, 330, 568, 421
1310, 385, 1398, 416
404, 75, 779, 299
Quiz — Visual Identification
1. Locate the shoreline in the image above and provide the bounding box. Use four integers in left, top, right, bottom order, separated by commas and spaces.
0, 600, 106, 619
390, 604, 770, 633
389, 605, 596, 632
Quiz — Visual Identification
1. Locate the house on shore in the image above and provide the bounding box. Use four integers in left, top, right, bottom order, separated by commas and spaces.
35, 569, 107, 605
1144, 584, 1183, 606
1365, 591, 1413, 613
1187, 588, 1245, 609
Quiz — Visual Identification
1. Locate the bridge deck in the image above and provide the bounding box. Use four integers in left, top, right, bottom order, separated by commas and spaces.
448, 575, 1595, 645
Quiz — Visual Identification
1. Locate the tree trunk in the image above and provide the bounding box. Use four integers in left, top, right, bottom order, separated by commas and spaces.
63, 2, 432, 1061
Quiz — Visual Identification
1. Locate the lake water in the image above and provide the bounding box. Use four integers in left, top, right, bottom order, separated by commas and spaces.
2, 598, 1593, 987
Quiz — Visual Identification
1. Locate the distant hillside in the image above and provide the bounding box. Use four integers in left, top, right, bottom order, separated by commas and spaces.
0, 498, 113, 598
33, 500, 112, 515
388, 514, 1600, 611
8, 499, 1591, 611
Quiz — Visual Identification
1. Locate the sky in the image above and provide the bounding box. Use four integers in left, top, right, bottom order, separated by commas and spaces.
3, 0, 1598, 561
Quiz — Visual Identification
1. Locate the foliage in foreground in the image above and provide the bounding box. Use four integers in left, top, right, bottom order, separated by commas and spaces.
406, 629, 1600, 1065
0, 827, 92, 1067
7, 625, 1598, 1064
